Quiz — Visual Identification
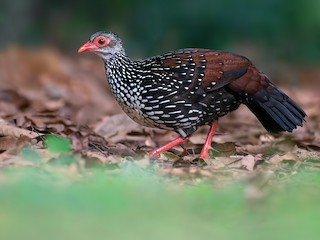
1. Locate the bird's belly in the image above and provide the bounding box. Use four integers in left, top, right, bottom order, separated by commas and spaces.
117, 100, 168, 128
110, 80, 241, 135
137, 88, 242, 135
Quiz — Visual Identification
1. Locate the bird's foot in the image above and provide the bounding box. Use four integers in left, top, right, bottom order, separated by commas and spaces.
147, 136, 189, 158
199, 146, 213, 159
148, 149, 161, 158
198, 122, 218, 159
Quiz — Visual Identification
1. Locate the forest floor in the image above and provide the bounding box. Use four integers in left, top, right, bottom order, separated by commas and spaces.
1, 46, 320, 240
0, 46, 319, 186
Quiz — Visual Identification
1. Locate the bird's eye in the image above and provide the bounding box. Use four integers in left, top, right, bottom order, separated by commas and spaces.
94, 36, 110, 47
98, 38, 105, 45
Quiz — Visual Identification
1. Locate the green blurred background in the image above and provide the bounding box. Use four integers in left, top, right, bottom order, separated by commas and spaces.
1, 0, 320, 64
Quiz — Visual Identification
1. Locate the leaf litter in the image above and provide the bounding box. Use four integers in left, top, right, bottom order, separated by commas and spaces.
0, 46, 319, 186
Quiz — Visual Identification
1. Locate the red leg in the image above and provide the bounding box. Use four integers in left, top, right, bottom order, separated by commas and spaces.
199, 121, 218, 159
148, 136, 189, 157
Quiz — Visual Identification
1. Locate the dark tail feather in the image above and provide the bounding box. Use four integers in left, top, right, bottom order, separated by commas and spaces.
245, 87, 306, 133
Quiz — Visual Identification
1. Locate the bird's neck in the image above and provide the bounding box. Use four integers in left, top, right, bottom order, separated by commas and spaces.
100, 48, 129, 63
103, 51, 137, 88
103, 52, 143, 111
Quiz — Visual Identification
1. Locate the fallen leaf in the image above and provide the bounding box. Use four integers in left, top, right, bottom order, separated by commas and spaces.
161, 151, 181, 161
173, 159, 191, 168
0, 89, 29, 109
210, 142, 236, 157
94, 114, 143, 139
71, 133, 88, 152
269, 152, 298, 164
0, 136, 18, 151
86, 151, 109, 164
47, 123, 65, 133
238, 143, 273, 155
240, 155, 255, 171
145, 136, 156, 148
0, 118, 39, 138
275, 138, 297, 152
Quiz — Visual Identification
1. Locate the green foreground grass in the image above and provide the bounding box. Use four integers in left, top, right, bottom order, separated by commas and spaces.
1, 162, 320, 240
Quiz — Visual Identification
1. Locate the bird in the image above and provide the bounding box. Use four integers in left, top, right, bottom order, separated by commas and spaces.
78, 31, 306, 159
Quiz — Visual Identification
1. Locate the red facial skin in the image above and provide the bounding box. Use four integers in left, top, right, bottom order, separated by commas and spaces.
78, 36, 110, 53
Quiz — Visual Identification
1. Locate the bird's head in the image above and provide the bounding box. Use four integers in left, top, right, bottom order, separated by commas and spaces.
78, 31, 124, 60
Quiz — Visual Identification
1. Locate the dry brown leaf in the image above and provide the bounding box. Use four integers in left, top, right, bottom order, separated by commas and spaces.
0, 118, 38, 138
47, 123, 65, 133
275, 138, 297, 152
259, 134, 275, 143
0, 136, 18, 151
173, 159, 191, 168
211, 142, 237, 157
296, 149, 320, 160
161, 152, 181, 161
107, 143, 136, 156
71, 133, 88, 152
238, 143, 273, 155
240, 155, 255, 171
15, 114, 27, 127
43, 99, 65, 111
86, 151, 109, 164
144, 136, 156, 148
0, 135, 32, 159
0, 89, 29, 109
0, 102, 19, 116
208, 157, 231, 168
95, 114, 144, 139
109, 134, 146, 144
240, 154, 262, 171
269, 152, 298, 164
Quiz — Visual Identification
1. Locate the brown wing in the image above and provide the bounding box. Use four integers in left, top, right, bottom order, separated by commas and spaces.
139, 48, 275, 105
153, 48, 265, 96
227, 64, 272, 93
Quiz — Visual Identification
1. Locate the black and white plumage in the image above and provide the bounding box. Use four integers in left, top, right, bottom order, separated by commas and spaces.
78, 31, 306, 158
